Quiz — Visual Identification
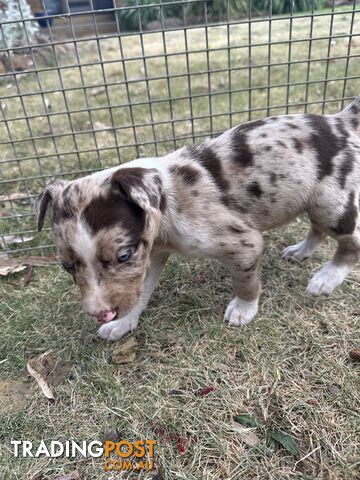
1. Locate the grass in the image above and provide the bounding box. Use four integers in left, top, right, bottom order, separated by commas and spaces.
1, 223, 360, 479
1, 6, 360, 480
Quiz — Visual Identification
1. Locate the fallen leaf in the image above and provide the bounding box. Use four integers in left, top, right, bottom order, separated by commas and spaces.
327, 384, 341, 396
54, 471, 80, 480
0, 264, 27, 276
0, 380, 31, 414
27, 351, 73, 400
91, 86, 106, 97
232, 422, 260, 446
93, 121, 110, 130
233, 413, 263, 428
195, 386, 216, 397
349, 349, 360, 362
27, 361, 54, 400
111, 337, 138, 364
266, 429, 299, 456
0, 255, 57, 277
0, 234, 34, 248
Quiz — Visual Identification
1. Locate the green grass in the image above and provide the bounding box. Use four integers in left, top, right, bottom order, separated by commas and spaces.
1, 224, 360, 479
1, 7, 360, 480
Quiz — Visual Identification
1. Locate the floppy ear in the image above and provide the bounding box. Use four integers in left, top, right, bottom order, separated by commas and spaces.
35, 181, 66, 231
110, 167, 163, 212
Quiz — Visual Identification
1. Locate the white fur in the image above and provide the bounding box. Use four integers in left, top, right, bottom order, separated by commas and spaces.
282, 238, 318, 261
72, 220, 96, 261
224, 296, 259, 327
307, 261, 352, 296
98, 314, 139, 341
98, 252, 169, 341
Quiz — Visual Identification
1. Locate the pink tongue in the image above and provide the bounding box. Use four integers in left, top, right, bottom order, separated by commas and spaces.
99, 310, 116, 323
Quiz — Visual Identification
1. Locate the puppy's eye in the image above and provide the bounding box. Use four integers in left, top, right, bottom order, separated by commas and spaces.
117, 247, 133, 263
62, 261, 75, 273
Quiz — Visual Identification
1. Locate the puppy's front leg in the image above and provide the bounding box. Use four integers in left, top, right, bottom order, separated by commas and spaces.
98, 251, 169, 341
222, 230, 263, 327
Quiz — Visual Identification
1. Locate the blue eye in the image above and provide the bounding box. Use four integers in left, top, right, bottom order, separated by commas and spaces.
117, 247, 133, 263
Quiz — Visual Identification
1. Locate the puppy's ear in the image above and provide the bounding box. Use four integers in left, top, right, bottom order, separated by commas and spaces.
35, 181, 66, 231
111, 167, 163, 212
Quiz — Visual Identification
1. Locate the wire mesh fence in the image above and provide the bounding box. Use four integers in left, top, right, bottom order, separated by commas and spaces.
0, 0, 359, 256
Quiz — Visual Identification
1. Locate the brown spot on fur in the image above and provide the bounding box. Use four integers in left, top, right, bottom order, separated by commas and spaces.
241, 240, 255, 248
243, 260, 258, 272
264, 145, 272, 152
307, 115, 343, 180
232, 131, 253, 167
170, 165, 200, 185
247, 181, 263, 197
293, 138, 303, 154
331, 191, 357, 235
111, 167, 162, 210
269, 173, 277, 185
82, 192, 145, 242
338, 150, 355, 189
190, 145, 230, 193
160, 194, 167, 212
277, 140, 286, 148
229, 225, 245, 234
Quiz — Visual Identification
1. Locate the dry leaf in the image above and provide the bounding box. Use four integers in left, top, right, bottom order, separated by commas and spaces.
231, 422, 260, 447
0, 255, 57, 277
27, 361, 54, 400
0, 192, 28, 202
91, 86, 106, 97
111, 337, 138, 364
94, 121, 110, 130
0, 264, 27, 276
349, 349, 360, 362
27, 351, 72, 400
0, 234, 34, 248
54, 472, 80, 480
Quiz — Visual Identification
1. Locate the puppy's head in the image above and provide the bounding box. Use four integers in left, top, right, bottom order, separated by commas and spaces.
36, 167, 164, 324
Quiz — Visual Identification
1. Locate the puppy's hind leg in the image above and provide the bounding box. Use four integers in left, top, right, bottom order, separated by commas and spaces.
222, 229, 263, 327
307, 232, 360, 296
307, 193, 360, 296
282, 224, 326, 261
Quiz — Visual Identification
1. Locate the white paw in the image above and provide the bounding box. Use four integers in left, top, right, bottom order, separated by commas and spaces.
97, 317, 137, 341
307, 261, 351, 296
282, 240, 312, 261
224, 297, 259, 327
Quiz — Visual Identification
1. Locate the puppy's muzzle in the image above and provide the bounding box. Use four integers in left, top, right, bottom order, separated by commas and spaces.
93, 309, 118, 324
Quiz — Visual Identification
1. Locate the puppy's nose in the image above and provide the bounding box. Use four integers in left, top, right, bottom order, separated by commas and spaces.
96, 310, 117, 324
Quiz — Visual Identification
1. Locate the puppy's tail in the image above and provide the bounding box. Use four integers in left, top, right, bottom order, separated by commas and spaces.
337, 95, 360, 132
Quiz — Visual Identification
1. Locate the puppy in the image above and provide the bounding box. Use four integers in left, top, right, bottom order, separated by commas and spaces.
36, 96, 360, 341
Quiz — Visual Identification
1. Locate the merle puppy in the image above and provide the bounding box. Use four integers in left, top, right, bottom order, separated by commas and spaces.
36, 96, 360, 341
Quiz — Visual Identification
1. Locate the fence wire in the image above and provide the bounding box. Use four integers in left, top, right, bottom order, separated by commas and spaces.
0, 0, 359, 256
